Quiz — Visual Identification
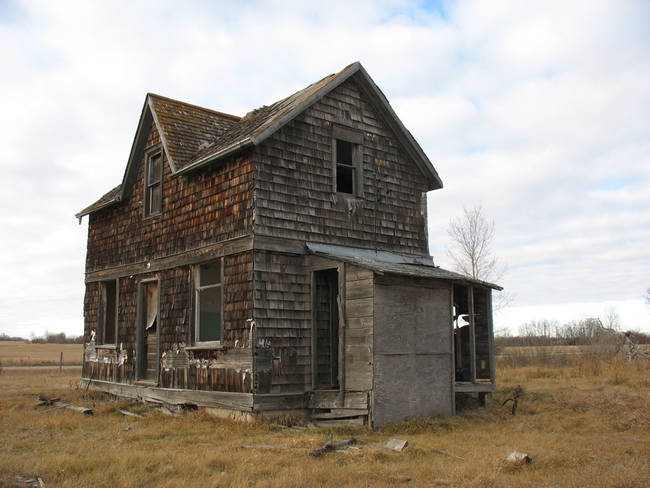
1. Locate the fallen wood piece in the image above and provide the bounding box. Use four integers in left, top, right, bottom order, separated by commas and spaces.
385, 438, 408, 452
15, 475, 45, 487
309, 436, 356, 457
53, 401, 93, 415
239, 444, 301, 450
120, 409, 145, 418
36, 395, 92, 415
159, 406, 180, 417
434, 449, 465, 461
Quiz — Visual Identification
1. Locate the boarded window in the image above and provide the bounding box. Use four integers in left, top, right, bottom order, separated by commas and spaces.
195, 261, 222, 342
145, 152, 162, 216
98, 280, 118, 344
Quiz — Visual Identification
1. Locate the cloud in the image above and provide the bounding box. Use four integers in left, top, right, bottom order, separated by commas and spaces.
1, 0, 649, 337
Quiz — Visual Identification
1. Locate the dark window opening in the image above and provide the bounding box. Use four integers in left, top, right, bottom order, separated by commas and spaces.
335, 139, 356, 194
195, 261, 222, 343
99, 280, 118, 345
313, 268, 339, 389
145, 152, 162, 216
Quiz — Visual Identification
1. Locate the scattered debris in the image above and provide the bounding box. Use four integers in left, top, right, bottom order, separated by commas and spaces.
506, 451, 532, 465
159, 406, 181, 417
119, 409, 145, 418
123, 426, 131, 431
309, 434, 357, 457
433, 449, 465, 461
385, 438, 408, 452
502, 386, 524, 415
15, 475, 45, 487
239, 444, 301, 450
36, 395, 92, 415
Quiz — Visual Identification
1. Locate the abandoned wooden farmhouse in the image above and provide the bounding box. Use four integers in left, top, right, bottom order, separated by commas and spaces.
76, 62, 501, 426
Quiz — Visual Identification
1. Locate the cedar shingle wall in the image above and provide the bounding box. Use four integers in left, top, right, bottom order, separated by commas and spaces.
86, 124, 254, 272
253, 251, 311, 393
254, 77, 429, 254
82, 249, 253, 391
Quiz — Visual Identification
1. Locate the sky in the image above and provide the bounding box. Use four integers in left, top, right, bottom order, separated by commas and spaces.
1, 0, 648, 338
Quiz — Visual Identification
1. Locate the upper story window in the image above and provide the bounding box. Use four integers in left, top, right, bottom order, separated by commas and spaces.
194, 261, 222, 344
98, 279, 118, 345
145, 151, 162, 217
332, 126, 363, 197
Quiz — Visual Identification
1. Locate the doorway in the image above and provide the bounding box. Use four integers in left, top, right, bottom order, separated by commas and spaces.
137, 280, 159, 382
313, 269, 339, 390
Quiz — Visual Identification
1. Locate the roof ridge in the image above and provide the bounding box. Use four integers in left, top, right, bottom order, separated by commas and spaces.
147, 93, 241, 121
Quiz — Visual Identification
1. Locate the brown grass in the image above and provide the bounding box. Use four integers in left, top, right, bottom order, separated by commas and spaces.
1, 358, 649, 487
0, 341, 83, 366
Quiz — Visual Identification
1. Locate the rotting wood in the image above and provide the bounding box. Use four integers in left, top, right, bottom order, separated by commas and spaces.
36, 395, 92, 415
119, 409, 145, 418
309, 435, 357, 457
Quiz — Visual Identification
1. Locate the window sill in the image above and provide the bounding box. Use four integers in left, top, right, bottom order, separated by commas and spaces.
95, 344, 117, 350
186, 342, 224, 351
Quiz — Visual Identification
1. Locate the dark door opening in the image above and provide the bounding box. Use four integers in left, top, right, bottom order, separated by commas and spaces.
313, 269, 339, 390
137, 281, 159, 382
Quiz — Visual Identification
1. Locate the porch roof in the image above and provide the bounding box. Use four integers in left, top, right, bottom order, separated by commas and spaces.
306, 242, 503, 290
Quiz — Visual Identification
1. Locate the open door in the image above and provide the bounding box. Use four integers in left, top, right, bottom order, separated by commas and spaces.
312, 269, 339, 390
137, 280, 159, 382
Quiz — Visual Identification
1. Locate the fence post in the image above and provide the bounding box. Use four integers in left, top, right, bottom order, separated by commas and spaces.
59, 351, 63, 372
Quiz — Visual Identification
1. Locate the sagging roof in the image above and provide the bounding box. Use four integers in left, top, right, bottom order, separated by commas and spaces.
306, 242, 503, 290
77, 62, 442, 219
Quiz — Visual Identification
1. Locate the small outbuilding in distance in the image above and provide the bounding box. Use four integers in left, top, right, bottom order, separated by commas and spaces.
76, 62, 501, 426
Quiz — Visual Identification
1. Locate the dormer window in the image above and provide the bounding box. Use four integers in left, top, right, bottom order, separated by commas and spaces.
332, 126, 363, 197
145, 151, 162, 217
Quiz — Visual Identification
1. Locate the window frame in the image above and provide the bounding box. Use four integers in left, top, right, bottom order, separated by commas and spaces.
97, 279, 119, 346
192, 259, 224, 348
144, 147, 163, 218
332, 125, 363, 197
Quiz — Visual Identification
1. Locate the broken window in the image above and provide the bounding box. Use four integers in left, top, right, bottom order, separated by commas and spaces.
98, 280, 118, 345
333, 126, 363, 196
145, 151, 162, 216
195, 261, 222, 343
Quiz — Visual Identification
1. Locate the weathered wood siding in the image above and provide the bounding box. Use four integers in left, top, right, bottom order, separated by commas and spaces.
253, 251, 311, 394
83, 251, 253, 393
372, 276, 453, 426
82, 120, 255, 394
86, 123, 254, 273
253, 77, 429, 255
344, 265, 374, 392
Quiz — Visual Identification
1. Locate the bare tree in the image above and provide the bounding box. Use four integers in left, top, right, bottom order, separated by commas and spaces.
646, 287, 650, 306
447, 205, 511, 309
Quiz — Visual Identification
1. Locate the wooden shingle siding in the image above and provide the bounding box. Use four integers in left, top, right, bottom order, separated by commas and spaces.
253, 251, 311, 393
253, 78, 429, 254
86, 123, 254, 273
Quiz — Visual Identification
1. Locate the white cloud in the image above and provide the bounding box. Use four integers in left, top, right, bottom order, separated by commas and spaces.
0, 0, 649, 337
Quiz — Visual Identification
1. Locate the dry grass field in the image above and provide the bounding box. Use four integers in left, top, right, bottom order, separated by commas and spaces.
1, 356, 648, 487
0, 342, 83, 367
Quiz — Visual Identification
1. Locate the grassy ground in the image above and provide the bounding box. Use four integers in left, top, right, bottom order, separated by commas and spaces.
0, 342, 83, 366
0, 358, 648, 487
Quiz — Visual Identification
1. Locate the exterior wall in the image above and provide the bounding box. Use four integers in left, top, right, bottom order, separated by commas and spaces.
344, 265, 374, 392
372, 276, 454, 426
82, 121, 255, 395
85, 123, 254, 273
252, 250, 311, 394
253, 77, 430, 256
83, 251, 254, 394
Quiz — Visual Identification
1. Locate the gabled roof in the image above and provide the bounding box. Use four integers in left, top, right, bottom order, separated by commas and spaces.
306, 242, 503, 290
77, 62, 442, 219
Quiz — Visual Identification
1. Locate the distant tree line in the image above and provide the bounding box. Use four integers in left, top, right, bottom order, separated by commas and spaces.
496, 311, 650, 348
0, 332, 84, 344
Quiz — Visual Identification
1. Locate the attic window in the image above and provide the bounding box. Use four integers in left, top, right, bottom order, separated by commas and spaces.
145, 151, 162, 217
332, 126, 363, 197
